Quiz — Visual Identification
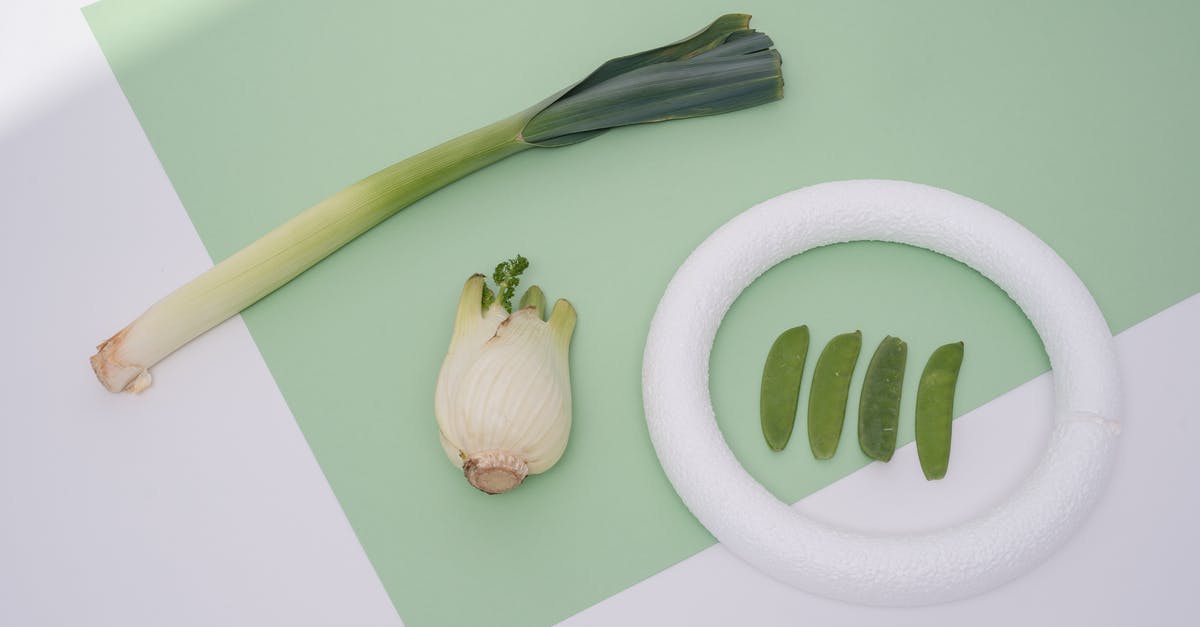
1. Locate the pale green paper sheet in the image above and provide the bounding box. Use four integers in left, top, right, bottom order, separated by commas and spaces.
85, 1, 1199, 624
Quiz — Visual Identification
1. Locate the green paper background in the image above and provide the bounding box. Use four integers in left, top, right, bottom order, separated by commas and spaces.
85, 1, 1199, 625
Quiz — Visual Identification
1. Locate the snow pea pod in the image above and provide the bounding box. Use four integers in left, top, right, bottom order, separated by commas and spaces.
760, 325, 810, 451
915, 341, 965, 480
858, 336, 907, 462
807, 331, 862, 459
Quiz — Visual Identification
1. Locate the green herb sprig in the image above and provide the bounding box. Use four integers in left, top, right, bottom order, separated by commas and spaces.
481, 255, 530, 313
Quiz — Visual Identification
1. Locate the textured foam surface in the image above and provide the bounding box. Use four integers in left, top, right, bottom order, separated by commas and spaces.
642, 180, 1121, 605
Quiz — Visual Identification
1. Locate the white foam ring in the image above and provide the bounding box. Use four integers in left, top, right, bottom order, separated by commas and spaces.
641, 180, 1121, 606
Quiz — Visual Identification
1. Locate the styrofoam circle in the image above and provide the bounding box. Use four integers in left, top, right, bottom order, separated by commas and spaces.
642, 180, 1121, 606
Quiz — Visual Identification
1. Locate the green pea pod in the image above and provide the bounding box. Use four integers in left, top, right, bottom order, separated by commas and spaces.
760, 326, 810, 451
808, 331, 862, 459
915, 342, 965, 480
858, 336, 907, 462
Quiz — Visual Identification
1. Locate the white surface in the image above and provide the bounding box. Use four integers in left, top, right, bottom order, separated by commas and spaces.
572, 294, 1200, 625
0, 3, 403, 627
641, 180, 1121, 605
1, 2, 1196, 626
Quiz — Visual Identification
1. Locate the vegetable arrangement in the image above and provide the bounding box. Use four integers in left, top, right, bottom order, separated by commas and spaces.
90, 14, 784, 393
760, 328, 964, 479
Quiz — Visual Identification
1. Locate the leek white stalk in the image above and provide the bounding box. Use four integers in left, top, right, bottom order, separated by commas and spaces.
91, 14, 783, 393
92, 117, 530, 392
435, 268, 576, 494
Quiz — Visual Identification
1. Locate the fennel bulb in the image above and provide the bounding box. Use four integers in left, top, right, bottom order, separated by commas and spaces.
436, 257, 576, 494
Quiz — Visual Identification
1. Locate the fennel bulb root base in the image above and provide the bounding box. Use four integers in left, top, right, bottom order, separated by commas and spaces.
463, 451, 529, 494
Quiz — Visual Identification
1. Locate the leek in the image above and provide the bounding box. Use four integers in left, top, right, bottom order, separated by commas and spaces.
91, 14, 784, 393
